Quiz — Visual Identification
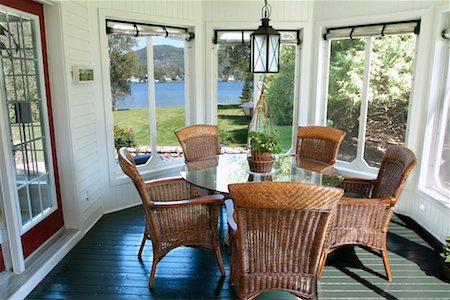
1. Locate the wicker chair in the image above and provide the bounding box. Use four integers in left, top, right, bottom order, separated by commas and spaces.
318, 146, 417, 281
226, 182, 343, 300
296, 126, 346, 165
118, 148, 226, 288
175, 124, 221, 162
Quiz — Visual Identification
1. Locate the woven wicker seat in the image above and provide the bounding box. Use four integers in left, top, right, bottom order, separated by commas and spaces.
296, 126, 346, 165
227, 182, 343, 300
175, 124, 221, 162
318, 146, 417, 281
118, 148, 226, 288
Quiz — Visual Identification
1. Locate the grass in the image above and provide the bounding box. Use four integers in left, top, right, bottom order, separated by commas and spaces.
113, 104, 293, 152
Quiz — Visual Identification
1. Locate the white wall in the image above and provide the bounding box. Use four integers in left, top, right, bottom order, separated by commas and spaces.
46, 0, 204, 232
45, 0, 449, 242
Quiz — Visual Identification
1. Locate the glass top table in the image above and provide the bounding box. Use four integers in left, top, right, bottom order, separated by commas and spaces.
180, 154, 344, 194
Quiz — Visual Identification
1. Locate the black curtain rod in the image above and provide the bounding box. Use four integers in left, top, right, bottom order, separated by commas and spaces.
106, 19, 189, 32
213, 29, 300, 44
325, 19, 421, 34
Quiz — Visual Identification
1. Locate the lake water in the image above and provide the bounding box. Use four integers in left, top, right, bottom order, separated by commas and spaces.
116, 81, 244, 109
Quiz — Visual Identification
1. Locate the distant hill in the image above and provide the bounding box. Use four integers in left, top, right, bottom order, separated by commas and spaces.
134, 45, 184, 81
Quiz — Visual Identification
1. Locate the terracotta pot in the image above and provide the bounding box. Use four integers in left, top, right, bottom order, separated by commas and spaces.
248, 158, 275, 173
251, 151, 272, 161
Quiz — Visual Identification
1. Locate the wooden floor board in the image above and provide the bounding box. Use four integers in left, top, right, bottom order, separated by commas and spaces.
27, 206, 450, 300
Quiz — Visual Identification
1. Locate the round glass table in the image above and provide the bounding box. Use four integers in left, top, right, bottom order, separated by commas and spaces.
180, 154, 344, 194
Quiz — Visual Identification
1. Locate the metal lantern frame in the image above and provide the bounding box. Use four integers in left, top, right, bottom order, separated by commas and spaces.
250, 0, 280, 73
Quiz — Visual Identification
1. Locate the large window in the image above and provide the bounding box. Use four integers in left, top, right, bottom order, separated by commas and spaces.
422, 20, 450, 200
106, 21, 191, 164
215, 30, 299, 153
325, 21, 418, 170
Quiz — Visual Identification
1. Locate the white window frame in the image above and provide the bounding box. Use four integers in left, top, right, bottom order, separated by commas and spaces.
98, 9, 200, 186
206, 22, 309, 154
316, 12, 426, 178
419, 8, 450, 205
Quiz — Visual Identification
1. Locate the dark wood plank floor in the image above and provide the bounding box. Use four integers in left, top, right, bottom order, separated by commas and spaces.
28, 206, 450, 299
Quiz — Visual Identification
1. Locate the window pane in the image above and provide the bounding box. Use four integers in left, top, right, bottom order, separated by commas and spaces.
365, 34, 415, 167
217, 44, 251, 150
109, 35, 151, 162
154, 37, 185, 160
327, 39, 365, 162
265, 44, 296, 152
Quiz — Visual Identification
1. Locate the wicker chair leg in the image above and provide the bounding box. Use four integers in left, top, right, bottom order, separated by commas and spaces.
317, 250, 328, 278
148, 256, 159, 289
214, 245, 226, 276
138, 234, 147, 259
381, 249, 392, 281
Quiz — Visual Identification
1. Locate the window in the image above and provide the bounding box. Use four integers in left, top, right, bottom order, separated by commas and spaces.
325, 21, 419, 171
422, 18, 450, 200
215, 30, 299, 153
106, 20, 192, 166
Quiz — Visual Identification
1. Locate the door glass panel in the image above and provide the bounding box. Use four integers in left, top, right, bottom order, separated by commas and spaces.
327, 38, 365, 162
364, 34, 415, 167
0, 10, 56, 229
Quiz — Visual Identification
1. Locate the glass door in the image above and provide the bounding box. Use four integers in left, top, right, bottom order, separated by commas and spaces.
0, 1, 63, 260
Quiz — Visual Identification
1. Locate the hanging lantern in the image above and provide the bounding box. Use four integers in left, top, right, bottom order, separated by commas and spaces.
250, 0, 280, 73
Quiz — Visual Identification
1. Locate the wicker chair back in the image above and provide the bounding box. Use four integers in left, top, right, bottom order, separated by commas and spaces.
228, 182, 343, 299
372, 146, 417, 199
296, 126, 346, 165
175, 124, 221, 162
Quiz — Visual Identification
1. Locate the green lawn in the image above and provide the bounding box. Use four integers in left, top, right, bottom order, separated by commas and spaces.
113, 104, 293, 152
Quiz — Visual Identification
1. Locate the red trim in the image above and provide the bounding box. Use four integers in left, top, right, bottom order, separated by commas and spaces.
0, 0, 64, 258
0, 245, 5, 272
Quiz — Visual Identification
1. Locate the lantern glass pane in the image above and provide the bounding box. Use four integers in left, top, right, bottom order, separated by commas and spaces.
253, 35, 267, 72
268, 35, 280, 72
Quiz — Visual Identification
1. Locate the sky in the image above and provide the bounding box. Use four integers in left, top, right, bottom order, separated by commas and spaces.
134, 37, 184, 50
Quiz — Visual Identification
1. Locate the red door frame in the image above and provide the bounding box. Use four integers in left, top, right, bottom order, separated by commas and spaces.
0, 246, 4, 271
0, 0, 64, 259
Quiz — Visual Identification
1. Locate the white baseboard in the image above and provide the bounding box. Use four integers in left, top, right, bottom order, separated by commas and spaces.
5, 229, 81, 300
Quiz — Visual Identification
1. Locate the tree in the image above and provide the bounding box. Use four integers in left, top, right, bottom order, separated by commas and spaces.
239, 79, 252, 104
265, 45, 296, 125
218, 44, 252, 81
108, 35, 138, 110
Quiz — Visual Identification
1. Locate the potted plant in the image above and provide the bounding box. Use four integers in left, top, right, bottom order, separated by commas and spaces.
441, 236, 450, 281
248, 130, 281, 173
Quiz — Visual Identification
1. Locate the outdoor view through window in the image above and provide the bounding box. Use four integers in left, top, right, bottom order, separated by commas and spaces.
327, 33, 416, 167
108, 35, 186, 161
217, 43, 296, 153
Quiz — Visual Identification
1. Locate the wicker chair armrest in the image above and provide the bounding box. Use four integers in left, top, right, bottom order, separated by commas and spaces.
339, 196, 395, 206
341, 178, 376, 197
144, 176, 185, 187
153, 194, 224, 208
224, 199, 237, 231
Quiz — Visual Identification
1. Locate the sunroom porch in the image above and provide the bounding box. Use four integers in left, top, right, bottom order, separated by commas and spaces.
0, 0, 449, 299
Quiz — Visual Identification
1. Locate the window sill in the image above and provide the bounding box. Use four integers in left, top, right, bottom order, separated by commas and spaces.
417, 187, 450, 209
109, 157, 185, 187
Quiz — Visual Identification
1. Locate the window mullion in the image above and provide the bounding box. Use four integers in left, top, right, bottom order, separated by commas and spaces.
356, 36, 373, 163
145, 37, 159, 160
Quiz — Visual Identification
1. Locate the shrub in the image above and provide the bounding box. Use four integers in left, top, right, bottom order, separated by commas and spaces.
114, 125, 136, 150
